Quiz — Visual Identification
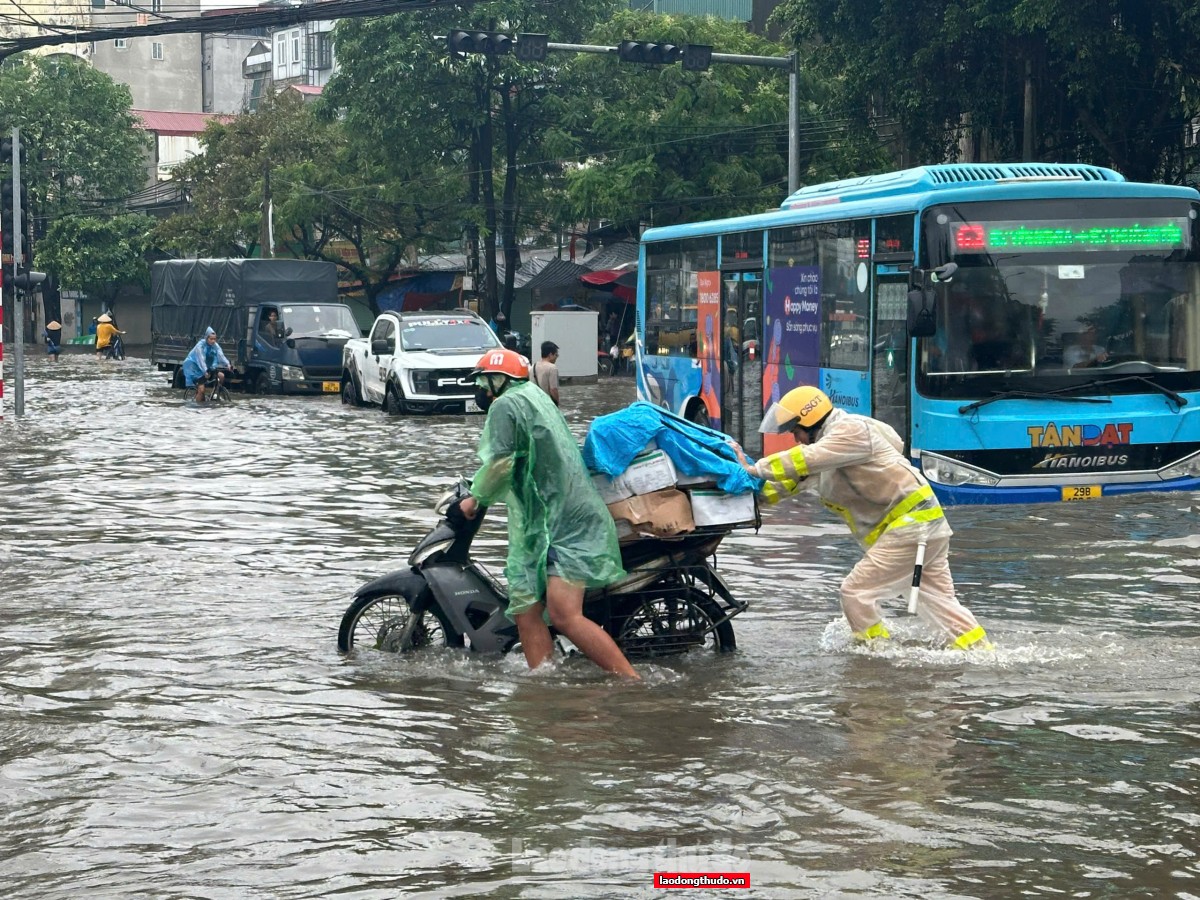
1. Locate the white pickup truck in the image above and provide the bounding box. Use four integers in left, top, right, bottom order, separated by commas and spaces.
340, 309, 502, 414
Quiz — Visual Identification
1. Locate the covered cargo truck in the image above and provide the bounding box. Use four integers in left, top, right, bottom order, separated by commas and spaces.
151, 258, 360, 395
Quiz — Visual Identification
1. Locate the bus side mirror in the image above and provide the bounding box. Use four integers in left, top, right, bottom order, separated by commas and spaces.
907, 288, 937, 338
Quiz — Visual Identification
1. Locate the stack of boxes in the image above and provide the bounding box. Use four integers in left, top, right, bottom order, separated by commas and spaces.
591, 442, 758, 542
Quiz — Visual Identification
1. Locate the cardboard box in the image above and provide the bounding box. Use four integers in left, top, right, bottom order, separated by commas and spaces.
607, 488, 695, 540
676, 471, 717, 488
687, 489, 757, 528
591, 448, 678, 504
592, 472, 634, 505
621, 449, 678, 495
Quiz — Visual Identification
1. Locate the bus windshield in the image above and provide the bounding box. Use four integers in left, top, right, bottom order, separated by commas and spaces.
916, 198, 1200, 398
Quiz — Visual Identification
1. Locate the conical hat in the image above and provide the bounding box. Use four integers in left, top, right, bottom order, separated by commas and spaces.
97, 313, 112, 323
46, 320, 62, 330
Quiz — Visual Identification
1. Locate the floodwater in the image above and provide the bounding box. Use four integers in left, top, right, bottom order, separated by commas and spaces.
1, 352, 1198, 899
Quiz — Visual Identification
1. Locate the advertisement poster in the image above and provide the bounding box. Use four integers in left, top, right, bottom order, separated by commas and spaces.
762, 266, 821, 453
696, 271, 722, 428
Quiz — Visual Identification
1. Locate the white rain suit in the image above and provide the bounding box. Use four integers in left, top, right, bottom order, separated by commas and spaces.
750, 407, 987, 647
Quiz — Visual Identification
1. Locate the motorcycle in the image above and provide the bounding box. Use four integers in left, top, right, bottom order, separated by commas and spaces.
104, 334, 126, 360
337, 481, 749, 660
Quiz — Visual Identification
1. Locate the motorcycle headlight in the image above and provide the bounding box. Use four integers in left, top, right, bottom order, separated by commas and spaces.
920, 453, 1000, 487
281, 365, 305, 381
1161, 450, 1200, 480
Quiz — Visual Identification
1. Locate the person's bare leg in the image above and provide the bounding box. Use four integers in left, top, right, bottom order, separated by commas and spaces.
514, 605, 554, 670
545, 576, 639, 680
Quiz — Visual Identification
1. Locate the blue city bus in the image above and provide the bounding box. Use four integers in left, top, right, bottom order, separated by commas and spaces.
634, 162, 1200, 504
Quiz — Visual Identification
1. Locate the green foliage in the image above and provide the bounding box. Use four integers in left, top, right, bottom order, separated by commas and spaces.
156, 90, 334, 258
0, 56, 150, 219
35, 213, 155, 304
775, 0, 1200, 182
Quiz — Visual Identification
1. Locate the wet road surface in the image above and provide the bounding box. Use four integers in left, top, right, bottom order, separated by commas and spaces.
1, 352, 1198, 898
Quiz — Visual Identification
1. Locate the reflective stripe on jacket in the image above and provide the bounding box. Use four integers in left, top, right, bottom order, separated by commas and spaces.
752, 408, 946, 547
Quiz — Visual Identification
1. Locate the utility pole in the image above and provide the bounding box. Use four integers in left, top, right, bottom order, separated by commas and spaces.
12, 126, 23, 417
260, 160, 273, 258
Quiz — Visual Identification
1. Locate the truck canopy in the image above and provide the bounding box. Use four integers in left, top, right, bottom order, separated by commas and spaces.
151, 259, 339, 344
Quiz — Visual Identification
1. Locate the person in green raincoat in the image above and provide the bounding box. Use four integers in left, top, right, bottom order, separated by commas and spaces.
457, 348, 638, 680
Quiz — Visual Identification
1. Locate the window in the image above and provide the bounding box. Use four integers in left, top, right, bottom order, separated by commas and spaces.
310, 33, 333, 70
769, 219, 872, 371
91, 0, 104, 7
151, 0, 161, 10
151, 42, 163, 61
114, 38, 128, 49
292, 34, 301, 65
275, 34, 287, 77
644, 238, 718, 357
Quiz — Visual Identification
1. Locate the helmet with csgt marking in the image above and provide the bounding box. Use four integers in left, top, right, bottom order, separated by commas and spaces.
759, 386, 834, 434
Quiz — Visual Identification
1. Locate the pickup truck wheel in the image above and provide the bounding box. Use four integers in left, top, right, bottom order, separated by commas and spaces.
253, 371, 272, 395
384, 382, 405, 416
341, 373, 365, 407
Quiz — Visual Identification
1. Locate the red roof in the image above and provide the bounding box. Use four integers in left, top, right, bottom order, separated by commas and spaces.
132, 109, 235, 137
289, 84, 323, 96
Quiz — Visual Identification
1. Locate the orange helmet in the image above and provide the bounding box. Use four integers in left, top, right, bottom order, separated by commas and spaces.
472, 348, 530, 380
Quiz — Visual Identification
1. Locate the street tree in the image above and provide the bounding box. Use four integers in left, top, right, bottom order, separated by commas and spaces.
774, 0, 1200, 183
328, 0, 619, 322
560, 10, 883, 232
0, 55, 151, 323
35, 213, 156, 309
156, 90, 333, 259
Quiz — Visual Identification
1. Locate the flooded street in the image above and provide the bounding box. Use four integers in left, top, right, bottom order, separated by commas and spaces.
2, 352, 1198, 899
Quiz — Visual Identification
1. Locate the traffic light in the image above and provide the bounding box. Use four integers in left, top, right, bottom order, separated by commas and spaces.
447, 30, 515, 57
0, 137, 25, 166
618, 41, 682, 65
10, 268, 45, 291
681, 44, 713, 72
515, 33, 548, 62
1, 179, 12, 264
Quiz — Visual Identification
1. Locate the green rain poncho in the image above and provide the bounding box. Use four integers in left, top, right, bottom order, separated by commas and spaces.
470, 380, 625, 618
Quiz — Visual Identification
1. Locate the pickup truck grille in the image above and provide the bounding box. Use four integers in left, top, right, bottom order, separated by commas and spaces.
413, 368, 476, 396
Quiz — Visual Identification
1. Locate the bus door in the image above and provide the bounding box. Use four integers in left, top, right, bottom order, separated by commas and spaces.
720, 270, 764, 454
872, 269, 911, 439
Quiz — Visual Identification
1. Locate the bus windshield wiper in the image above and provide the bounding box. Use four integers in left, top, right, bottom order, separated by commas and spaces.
1064, 375, 1188, 409
958, 388, 1110, 415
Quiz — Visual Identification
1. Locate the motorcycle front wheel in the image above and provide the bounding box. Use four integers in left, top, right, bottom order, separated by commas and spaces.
338, 591, 460, 654
613, 588, 736, 659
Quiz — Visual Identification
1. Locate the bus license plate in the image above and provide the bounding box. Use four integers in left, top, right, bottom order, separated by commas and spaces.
465, 399, 480, 413
1062, 485, 1101, 502
322, 381, 340, 393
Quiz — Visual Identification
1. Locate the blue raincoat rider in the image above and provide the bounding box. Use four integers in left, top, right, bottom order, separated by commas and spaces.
183, 327, 231, 402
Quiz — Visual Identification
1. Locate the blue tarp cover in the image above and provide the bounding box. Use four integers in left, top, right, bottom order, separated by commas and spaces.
583, 401, 763, 495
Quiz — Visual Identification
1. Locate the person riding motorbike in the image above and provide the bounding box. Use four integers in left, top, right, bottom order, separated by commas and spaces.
455, 348, 639, 679
95, 313, 124, 360
183, 327, 232, 403
732, 386, 991, 651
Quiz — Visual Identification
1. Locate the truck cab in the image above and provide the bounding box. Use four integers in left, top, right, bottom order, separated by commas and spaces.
343, 310, 501, 414
245, 302, 360, 394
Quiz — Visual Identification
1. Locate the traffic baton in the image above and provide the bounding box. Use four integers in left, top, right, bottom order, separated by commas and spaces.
907, 541, 927, 614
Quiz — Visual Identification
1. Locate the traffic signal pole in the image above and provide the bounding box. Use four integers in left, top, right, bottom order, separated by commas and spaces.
10, 126, 21, 418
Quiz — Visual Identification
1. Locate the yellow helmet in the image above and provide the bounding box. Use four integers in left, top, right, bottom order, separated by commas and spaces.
758, 386, 834, 434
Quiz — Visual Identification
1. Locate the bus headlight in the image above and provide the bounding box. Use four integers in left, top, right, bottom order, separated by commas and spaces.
1160, 451, 1200, 480
281, 365, 305, 382
919, 454, 1001, 487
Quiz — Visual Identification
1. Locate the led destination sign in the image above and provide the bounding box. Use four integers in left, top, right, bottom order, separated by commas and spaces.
953, 218, 1188, 253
